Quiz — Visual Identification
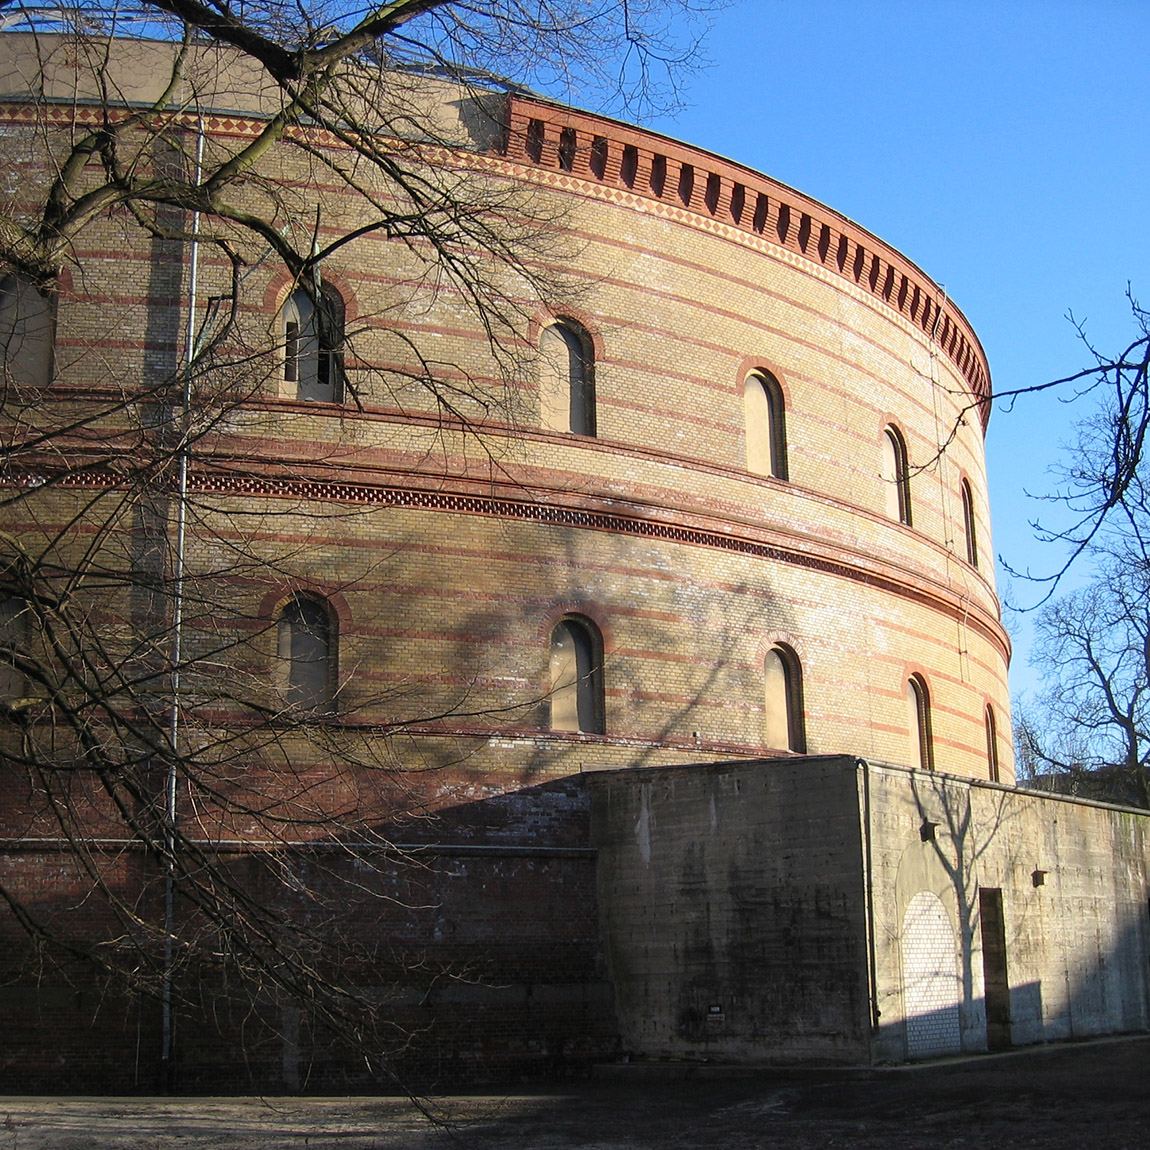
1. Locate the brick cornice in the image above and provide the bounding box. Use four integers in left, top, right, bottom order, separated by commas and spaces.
0, 91, 992, 428
503, 96, 992, 426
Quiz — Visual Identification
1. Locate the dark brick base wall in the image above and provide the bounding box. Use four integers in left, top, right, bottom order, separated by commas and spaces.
0, 778, 620, 1092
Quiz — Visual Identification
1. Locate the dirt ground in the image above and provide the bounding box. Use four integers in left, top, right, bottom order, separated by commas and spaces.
2, 1036, 1148, 1149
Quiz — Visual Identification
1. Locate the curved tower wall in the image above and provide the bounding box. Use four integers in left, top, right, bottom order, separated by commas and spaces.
0, 45, 1012, 789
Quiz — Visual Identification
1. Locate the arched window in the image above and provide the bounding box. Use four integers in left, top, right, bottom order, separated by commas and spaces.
549, 616, 604, 734
906, 675, 934, 771
764, 643, 805, 752
0, 273, 53, 388
961, 478, 979, 568
282, 283, 344, 402
744, 370, 788, 480
985, 704, 1000, 782
278, 595, 335, 714
539, 320, 595, 436
881, 426, 912, 525
0, 596, 28, 704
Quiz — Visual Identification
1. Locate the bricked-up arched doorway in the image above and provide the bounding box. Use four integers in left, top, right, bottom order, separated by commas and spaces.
901, 890, 962, 1058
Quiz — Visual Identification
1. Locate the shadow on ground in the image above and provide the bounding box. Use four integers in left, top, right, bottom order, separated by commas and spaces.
2, 1036, 1148, 1149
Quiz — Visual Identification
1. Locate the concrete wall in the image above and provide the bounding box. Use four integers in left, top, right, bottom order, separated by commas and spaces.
588, 757, 872, 1064
865, 762, 1150, 1062
589, 757, 1150, 1066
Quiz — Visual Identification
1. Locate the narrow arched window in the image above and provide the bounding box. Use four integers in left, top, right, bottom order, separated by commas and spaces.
764, 644, 805, 753
278, 595, 335, 714
906, 675, 934, 771
985, 704, 1000, 782
961, 479, 979, 568
539, 320, 595, 436
744, 371, 788, 480
283, 283, 344, 402
882, 427, 912, 525
549, 616, 604, 734
0, 596, 28, 704
0, 273, 53, 388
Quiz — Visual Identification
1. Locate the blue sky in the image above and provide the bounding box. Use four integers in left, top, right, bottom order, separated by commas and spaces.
640, 0, 1150, 702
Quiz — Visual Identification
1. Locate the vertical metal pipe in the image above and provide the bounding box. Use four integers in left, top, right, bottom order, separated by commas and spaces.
859, 758, 881, 1033
161, 115, 204, 1085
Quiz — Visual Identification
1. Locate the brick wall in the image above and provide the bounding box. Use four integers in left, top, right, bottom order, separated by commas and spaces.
0, 38, 1018, 1086
0, 779, 616, 1092
0, 59, 1010, 783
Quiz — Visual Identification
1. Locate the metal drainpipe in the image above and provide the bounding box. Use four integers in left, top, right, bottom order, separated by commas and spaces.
859, 758, 881, 1033
161, 115, 204, 1087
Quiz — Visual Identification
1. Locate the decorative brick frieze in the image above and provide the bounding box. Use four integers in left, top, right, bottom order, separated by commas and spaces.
2, 464, 1006, 662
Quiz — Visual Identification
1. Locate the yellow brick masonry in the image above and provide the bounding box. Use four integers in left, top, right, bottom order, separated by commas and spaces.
0, 82, 1012, 792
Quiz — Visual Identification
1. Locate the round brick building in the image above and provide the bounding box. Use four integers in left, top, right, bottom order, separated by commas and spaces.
0, 33, 1012, 801
0, 29, 1044, 1093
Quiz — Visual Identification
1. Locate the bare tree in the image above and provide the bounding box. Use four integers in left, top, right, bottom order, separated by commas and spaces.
1001, 293, 1150, 590
1009, 295, 1150, 806
0, 0, 718, 1091
1019, 559, 1150, 807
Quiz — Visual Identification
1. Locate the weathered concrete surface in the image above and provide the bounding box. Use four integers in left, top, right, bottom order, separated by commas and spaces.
1, 1035, 1148, 1149
589, 756, 1150, 1066
866, 761, 1150, 1062
588, 756, 871, 1063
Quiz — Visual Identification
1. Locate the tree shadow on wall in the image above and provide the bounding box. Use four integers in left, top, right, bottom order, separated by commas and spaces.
430, 514, 805, 783
901, 769, 1150, 1060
